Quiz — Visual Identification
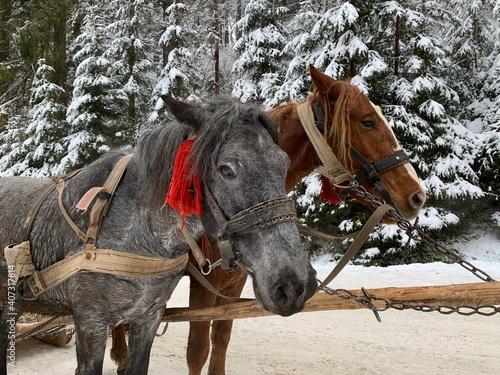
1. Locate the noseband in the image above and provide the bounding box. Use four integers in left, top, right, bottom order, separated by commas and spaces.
303, 101, 411, 209
203, 186, 297, 272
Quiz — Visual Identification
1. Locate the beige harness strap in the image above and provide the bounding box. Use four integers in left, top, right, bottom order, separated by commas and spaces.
173, 210, 208, 269
26, 250, 189, 297
296, 102, 352, 184
76, 154, 134, 242
320, 204, 394, 286
57, 179, 89, 243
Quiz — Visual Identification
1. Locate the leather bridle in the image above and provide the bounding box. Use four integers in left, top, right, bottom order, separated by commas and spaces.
310, 100, 411, 209
203, 186, 297, 272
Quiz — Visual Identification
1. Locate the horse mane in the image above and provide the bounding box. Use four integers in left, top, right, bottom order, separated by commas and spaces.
309, 81, 361, 171
135, 96, 277, 210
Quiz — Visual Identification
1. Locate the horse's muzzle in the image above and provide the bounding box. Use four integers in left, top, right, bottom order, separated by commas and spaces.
267, 265, 318, 317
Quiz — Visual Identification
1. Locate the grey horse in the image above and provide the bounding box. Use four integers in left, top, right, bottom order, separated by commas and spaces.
0, 96, 317, 375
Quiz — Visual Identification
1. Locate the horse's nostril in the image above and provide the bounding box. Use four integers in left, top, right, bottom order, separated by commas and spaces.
272, 281, 303, 315
410, 191, 426, 209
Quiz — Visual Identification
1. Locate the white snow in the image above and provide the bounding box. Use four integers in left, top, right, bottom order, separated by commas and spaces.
10, 232, 500, 374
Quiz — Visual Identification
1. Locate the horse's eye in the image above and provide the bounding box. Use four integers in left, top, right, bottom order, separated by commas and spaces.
361, 118, 376, 129
219, 165, 236, 178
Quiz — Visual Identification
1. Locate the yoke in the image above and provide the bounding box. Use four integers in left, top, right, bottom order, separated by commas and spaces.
4, 154, 188, 298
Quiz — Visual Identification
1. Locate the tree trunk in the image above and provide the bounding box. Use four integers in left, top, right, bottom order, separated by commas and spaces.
0, 0, 12, 62
50, 0, 69, 106
394, 14, 400, 76
128, 1, 136, 122
214, 0, 220, 95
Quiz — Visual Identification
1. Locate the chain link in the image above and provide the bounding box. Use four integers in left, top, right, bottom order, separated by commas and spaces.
328, 179, 499, 317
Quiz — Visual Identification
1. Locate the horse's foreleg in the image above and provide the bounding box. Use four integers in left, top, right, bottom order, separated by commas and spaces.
186, 273, 218, 375
207, 270, 247, 375
74, 321, 108, 375
125, 313, 162, 375
110, 324, 129, 375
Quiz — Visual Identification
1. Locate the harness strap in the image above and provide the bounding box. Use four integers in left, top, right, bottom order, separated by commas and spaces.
24, 250, 189, 297
296, 102, 352, 184
76, 154, 134, 243
173, 210, 208, 269
320, 204, 394, 286
57, 179, 89, 243
17, 170, 82, 243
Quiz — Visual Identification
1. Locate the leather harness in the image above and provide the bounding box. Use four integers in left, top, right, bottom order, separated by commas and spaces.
8, 154, 188, 298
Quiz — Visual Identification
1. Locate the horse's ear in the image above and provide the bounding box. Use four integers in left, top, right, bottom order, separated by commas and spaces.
309, 64, 337, 93
161, 95, 204, 130
309, 64, 341, 99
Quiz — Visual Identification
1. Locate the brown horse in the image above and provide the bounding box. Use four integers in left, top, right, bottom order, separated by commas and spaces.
110, 65, 426, 374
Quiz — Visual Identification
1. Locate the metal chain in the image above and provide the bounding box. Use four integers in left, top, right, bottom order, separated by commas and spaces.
318, 284, 500, 319
326, 179, 499, 317
340, 179, 497, 282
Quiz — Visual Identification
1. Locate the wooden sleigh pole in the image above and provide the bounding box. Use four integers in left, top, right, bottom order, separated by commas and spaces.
161, 281, 500, 322
16, 282, 500, 338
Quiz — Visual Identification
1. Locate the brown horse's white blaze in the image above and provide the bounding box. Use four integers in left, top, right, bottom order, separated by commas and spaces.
369, 102, 426, 219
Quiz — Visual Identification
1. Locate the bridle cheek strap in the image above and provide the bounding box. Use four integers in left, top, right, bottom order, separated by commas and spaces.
296, 102, 352, 184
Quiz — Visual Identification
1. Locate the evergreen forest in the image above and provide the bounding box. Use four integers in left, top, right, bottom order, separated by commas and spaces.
1, 0, 499, 265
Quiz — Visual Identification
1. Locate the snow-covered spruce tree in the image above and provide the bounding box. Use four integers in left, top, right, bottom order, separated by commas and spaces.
64, 2, 128, 171
460, 1, 500, 197
0, 60, 67, 177
363, 1, 485, 264
105, 0, 156, 137
149, 1, 201, 124
232, 0, 290, 106
378, 1, 483, 201
273, 1, 388, 107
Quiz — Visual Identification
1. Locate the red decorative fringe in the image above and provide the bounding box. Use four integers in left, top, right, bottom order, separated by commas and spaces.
165, 139, 203, 218
319, 175, 343, 204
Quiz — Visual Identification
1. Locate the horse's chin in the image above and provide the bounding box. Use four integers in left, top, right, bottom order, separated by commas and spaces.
254, 291, 305, 317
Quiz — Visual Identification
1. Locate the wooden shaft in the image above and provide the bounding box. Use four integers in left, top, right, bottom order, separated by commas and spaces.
161, 282, 500, 322
15, 282, 500, 337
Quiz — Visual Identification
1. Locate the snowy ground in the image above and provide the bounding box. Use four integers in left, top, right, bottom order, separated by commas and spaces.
8, 235, 500, 375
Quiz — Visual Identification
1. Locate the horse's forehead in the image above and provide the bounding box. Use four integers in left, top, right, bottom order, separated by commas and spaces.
221, 125, 279, 158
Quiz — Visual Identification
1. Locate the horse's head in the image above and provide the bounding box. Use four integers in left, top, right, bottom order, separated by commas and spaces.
162, 96, 317, 316
308, 65, 426, 222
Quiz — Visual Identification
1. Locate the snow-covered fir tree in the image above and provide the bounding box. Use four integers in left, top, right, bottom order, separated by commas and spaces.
232, 0, 290, 105
105, 0, 156, 136
64, 2, 128, 171
149, 1, 201, 123
0, 60, 67, 177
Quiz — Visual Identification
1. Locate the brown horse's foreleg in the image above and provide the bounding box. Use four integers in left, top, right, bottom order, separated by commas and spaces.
186, 273, 218, 375
110, 324, 129, 375
207, 269, 247, 375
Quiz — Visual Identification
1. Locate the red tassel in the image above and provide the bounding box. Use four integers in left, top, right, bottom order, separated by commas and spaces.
165, 139, 204, 218
319, 175, 343, 204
